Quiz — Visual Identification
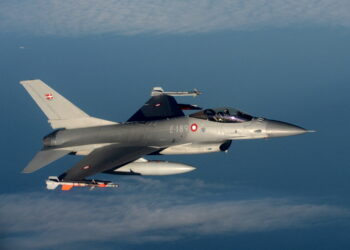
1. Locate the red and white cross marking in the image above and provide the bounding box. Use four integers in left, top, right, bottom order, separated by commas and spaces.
45, 93, 54, 100
190, 123, 198, 132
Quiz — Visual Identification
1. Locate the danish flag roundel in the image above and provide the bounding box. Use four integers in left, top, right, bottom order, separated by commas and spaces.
190, 123, 198, 132
45, 93, 54, 100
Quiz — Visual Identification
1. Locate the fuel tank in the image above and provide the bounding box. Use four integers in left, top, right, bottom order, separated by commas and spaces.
114, 161, 196, 175
159, 141, 231, 155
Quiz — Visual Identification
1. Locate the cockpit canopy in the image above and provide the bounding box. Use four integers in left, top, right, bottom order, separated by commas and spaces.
189, 107, 254, 123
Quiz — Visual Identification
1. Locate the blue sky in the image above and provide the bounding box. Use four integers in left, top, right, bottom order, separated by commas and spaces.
1, 1, 350, 249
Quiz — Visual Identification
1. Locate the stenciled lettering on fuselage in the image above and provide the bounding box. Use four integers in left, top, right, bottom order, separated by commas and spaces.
169, 124, 188, 134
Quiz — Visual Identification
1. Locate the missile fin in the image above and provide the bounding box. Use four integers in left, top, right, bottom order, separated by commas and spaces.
61, 185, 73, 191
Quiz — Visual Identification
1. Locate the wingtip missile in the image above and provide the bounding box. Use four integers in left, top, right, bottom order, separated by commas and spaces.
151, 87, 202, 97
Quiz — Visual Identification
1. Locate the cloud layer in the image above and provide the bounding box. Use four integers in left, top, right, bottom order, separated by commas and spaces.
0, 0, 350, 36
0, 178, 348, 249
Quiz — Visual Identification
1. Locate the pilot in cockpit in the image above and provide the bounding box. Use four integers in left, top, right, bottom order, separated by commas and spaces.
216, 109, 231, 122
191, 108, 253, 123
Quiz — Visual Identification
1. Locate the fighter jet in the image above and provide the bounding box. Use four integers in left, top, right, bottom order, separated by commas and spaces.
20, 80, 313, 190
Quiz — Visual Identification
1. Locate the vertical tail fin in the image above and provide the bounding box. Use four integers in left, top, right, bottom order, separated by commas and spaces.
20, 79, 117, 129
20, 79, 88, 120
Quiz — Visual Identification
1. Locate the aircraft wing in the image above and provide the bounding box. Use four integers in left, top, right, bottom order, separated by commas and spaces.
127, 94, 185, 122
127, 87, 202, 122
59, 144, 158, 181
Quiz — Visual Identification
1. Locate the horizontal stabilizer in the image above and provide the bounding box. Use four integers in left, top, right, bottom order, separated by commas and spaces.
22, 149, 70, 174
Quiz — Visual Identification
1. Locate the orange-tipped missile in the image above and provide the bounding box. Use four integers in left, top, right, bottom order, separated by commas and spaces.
46, 176, 119, 191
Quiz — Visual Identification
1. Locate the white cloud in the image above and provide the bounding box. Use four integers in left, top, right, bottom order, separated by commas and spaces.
0, 178, 348, 249
0, 0, 349, 37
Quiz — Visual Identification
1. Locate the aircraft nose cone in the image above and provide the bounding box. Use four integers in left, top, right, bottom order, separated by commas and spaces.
266, 120, 309, 138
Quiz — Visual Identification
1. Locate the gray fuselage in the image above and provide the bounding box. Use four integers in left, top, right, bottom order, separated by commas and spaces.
44, 116, 306, 155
